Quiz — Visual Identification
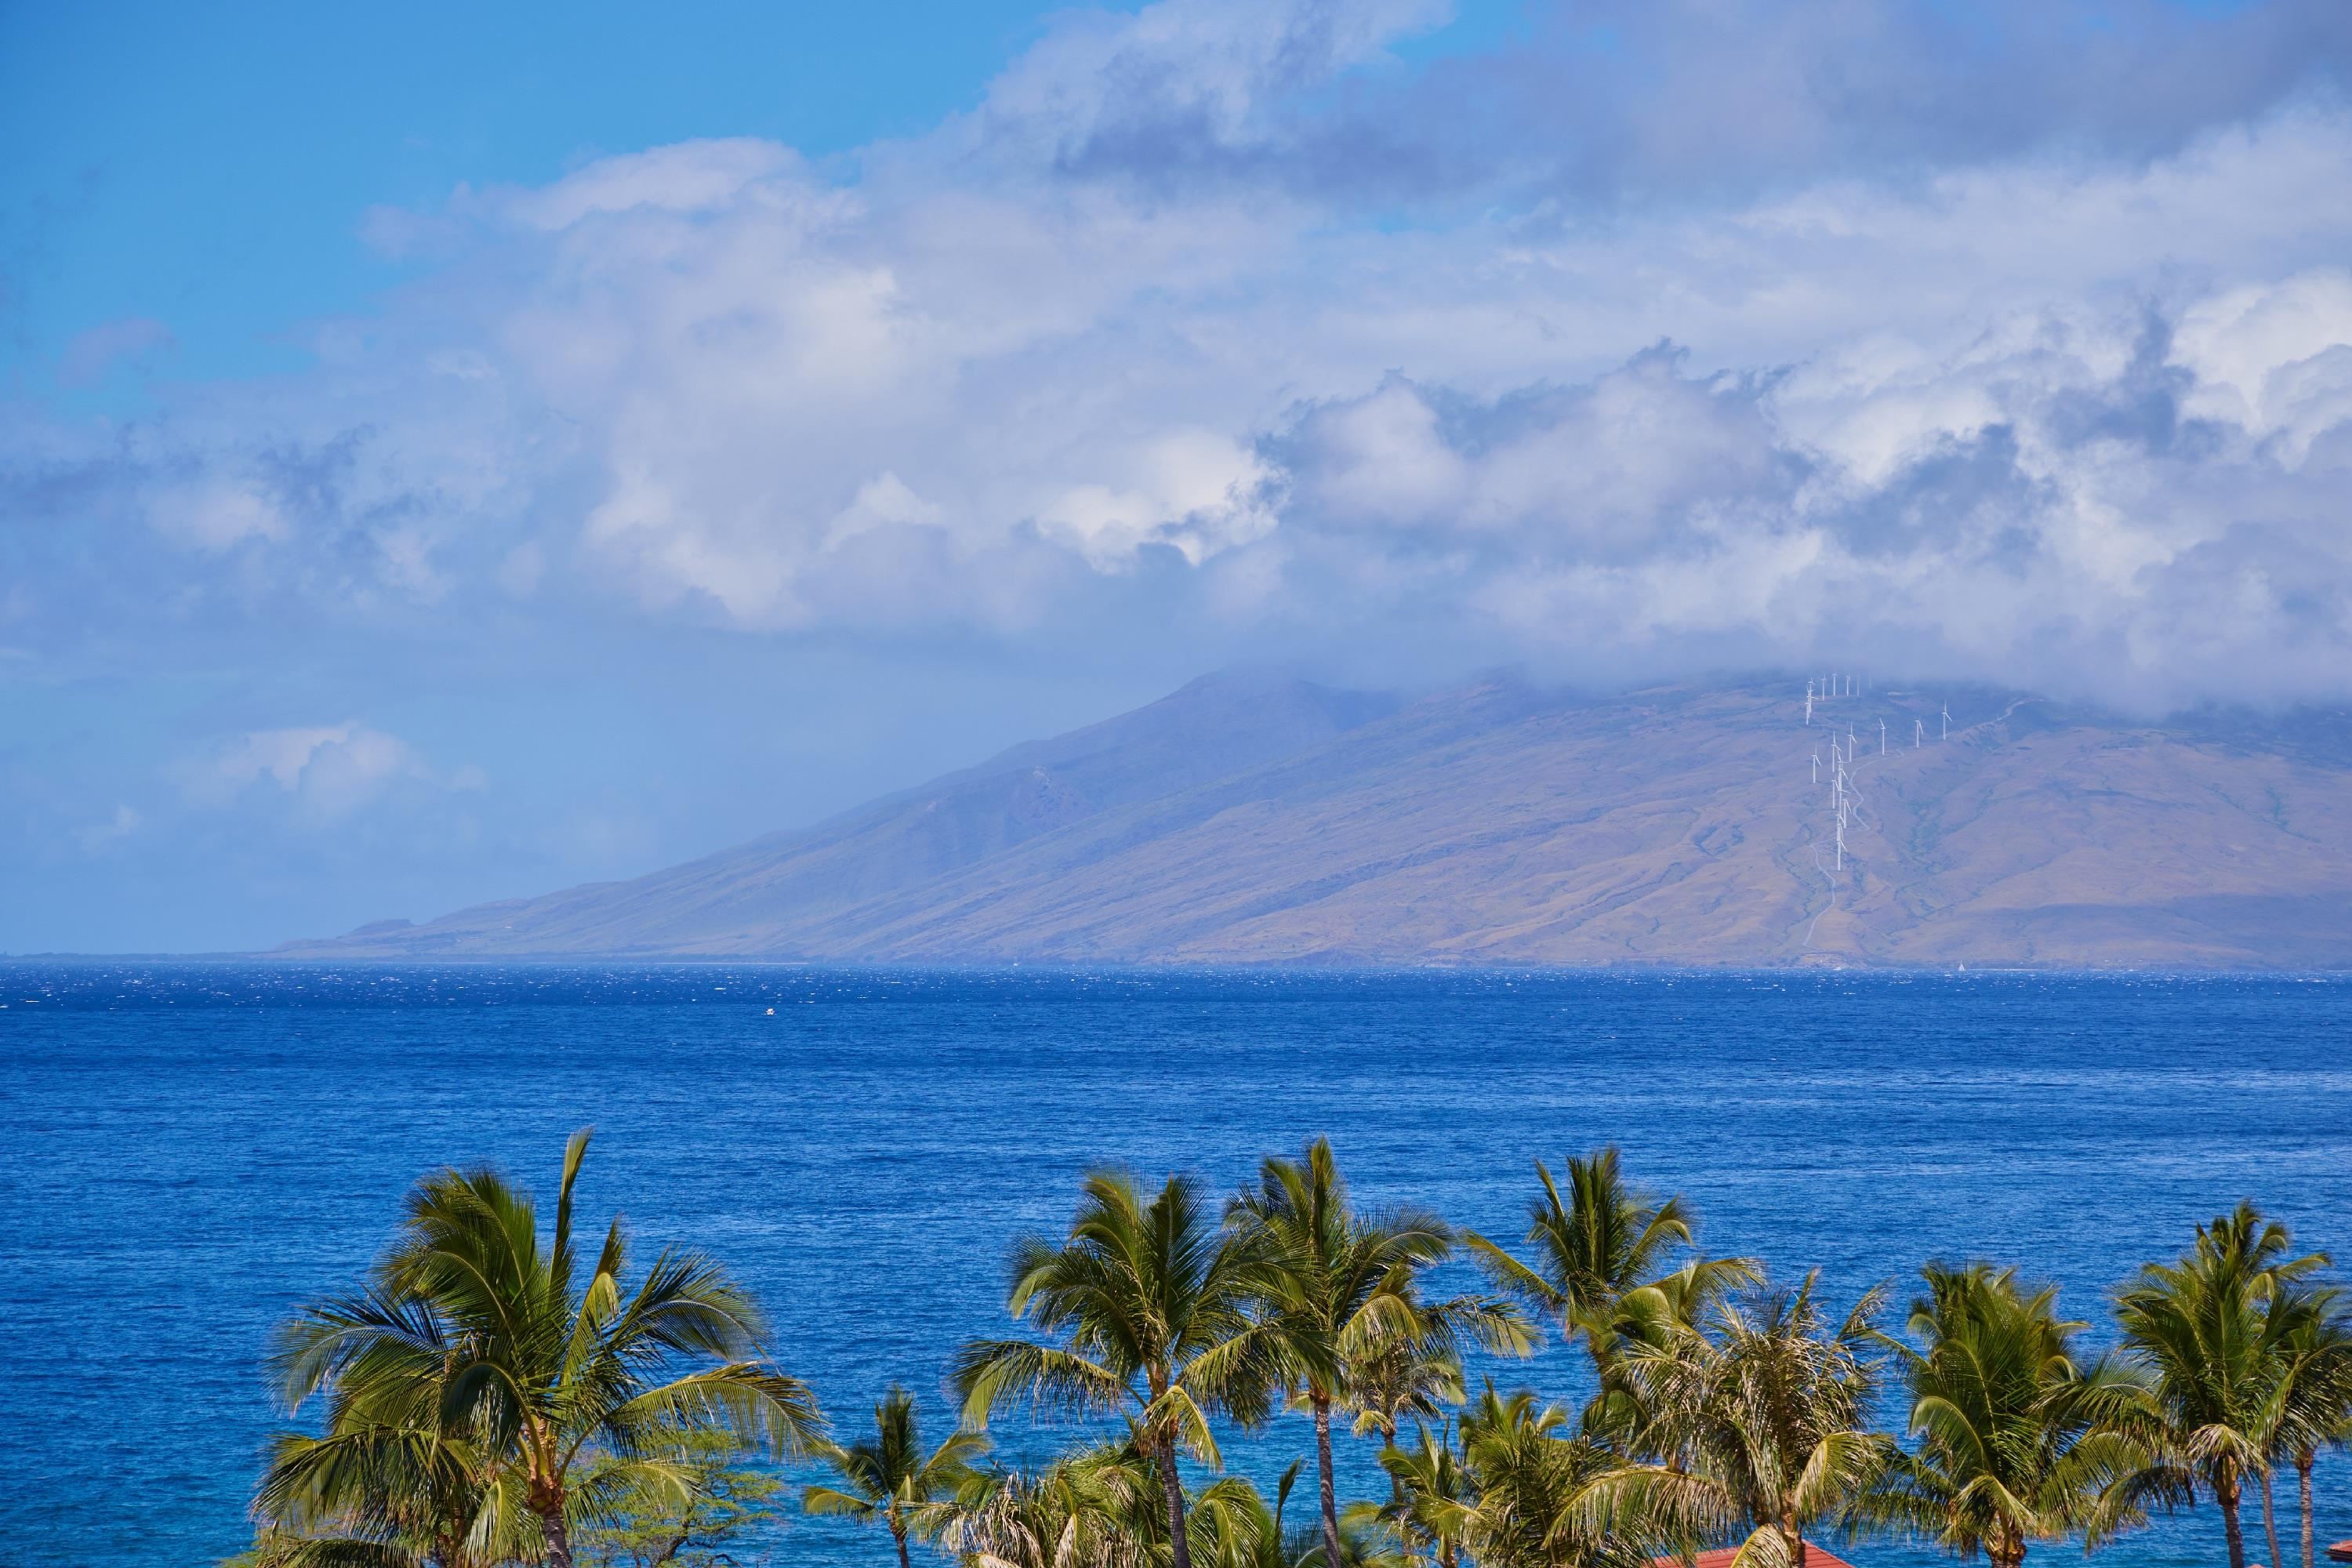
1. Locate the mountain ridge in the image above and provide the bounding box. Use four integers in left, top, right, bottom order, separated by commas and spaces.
278, 671, 2352, 969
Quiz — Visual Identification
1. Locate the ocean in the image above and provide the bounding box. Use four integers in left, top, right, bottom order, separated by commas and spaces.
4, 964, 2349, 1568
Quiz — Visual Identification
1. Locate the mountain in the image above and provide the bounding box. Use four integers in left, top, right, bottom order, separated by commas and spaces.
280, 671, 2352, 968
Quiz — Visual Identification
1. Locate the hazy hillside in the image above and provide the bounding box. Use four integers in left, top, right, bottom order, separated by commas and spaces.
282, 673, 2352, 968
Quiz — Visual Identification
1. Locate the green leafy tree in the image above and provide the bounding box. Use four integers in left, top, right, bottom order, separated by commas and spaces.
1232, 1140, 1534, 1568
1576, 1276, 1891, 1568
955, 1170, 1282, 1568
1860, 1263, 2147, 1568
579, 1426, 787, 1567
807, 1385, 991, 1568
272, 1131, 825, 1568
2101, 1203, 2328, 1568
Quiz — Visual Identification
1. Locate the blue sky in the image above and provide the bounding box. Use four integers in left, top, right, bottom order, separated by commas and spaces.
3, 2, 1134, 390
4, 0, 1531, 398
5, 0, 2350, 952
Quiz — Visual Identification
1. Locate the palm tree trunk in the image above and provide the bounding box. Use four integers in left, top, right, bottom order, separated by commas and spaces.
526, 1440, 574, 1568
2298, 1452, 2315, 1568
538, 1501, 575, 1568
1314, 1395, 1343, 1568
895, 1521, 913, 1568
1160, 1429, 1195, 1568
2262, 1467, 2284, 1568
2220, 1479, 2249, 1568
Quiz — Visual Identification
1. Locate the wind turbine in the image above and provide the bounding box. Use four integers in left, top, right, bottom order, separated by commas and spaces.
1914, 718, 1924, 748
1941, 702, 1950, 741
1879, 719, 1886, 755
1805, 680, 1813, 726
1828, 737, 1853, 870
1835, 758, 1847, 870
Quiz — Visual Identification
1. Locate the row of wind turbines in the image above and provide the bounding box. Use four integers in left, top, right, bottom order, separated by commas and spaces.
1804, 673, 1949, 742
1804, 673, 1951, 872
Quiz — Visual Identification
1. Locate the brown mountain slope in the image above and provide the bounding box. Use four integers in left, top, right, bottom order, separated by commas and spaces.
282, 676, 2352, 967
285, 670, 1396, 958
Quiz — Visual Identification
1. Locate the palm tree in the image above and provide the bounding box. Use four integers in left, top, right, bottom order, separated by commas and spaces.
2104, 1203, 2329, 1568
271, 1131, 825, 1568
1373, 1423, 1472, 1568
938, 1448, 1152, 1568
1575, 1275, 1891, 1568
1860, 1263, 2147, 1568
1232, 1140, 1534, 1568
254, 1258, 525, 1568
1449, 1385, 1637, 1568
1465, 1149, 1754, 1374
1191, 1461, 1353, 1568
955, 1169, 1283, 1568
1346, 1326, 1468, 1454
2256, 1283, 2352, 1568
943, 1451, 1358, 1568
808, 1385, 992, 1568
249, 1413, 530, 1568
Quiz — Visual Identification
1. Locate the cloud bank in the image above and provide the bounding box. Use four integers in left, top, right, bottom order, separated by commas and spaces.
9, 0, 2352, 716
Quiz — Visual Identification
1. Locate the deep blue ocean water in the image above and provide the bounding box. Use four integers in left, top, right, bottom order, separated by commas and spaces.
4, 964, 2350, 1568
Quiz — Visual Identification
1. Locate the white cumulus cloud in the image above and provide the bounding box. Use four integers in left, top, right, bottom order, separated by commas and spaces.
183, 724, 454, 824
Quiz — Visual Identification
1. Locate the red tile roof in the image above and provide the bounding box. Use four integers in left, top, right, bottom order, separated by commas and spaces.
1655, 1547, 1860, 1568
